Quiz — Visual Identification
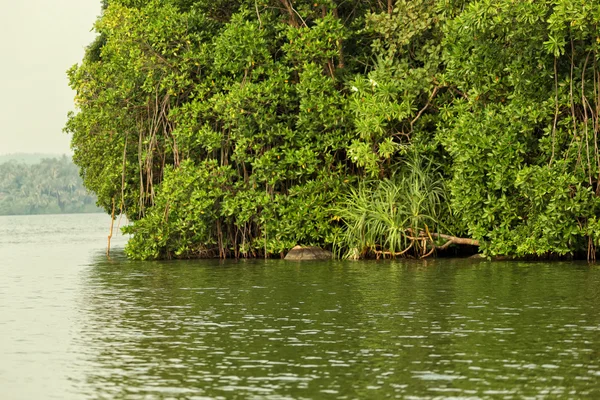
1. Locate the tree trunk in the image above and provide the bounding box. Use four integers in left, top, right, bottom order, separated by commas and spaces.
279, 0, 299, 27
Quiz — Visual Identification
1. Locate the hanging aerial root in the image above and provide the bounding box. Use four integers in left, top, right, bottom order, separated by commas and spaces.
374, 240, 415, 259
107, 197, 116, 258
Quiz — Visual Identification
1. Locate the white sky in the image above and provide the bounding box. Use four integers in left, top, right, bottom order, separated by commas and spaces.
0, 0, 100, 155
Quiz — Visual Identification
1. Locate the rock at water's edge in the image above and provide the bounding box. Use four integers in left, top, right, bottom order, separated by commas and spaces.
284, 245, 332, 261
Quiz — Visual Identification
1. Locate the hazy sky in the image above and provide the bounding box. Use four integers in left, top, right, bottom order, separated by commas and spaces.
0, 0, 100, 155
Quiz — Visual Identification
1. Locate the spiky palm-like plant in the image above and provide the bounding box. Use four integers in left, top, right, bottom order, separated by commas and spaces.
334, 155, 454, 259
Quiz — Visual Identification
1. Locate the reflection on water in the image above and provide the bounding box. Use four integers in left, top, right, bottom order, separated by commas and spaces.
1, 214, 600, 399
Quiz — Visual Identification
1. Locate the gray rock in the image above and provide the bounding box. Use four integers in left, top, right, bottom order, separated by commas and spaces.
468, 254, 485, 259
284, 245, 332, 261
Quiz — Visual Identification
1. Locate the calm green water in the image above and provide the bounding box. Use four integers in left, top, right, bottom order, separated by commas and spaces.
1, 214, 600, 399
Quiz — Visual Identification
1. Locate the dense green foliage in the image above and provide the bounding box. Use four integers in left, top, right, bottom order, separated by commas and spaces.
0, 156, 100, 215
439, 0, 600, 259
67, 0, 600, 260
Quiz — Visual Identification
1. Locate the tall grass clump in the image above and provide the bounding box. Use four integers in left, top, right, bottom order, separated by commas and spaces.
333, 155, 455, 259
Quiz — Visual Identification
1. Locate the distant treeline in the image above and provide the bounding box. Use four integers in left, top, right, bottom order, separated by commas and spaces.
0, 156, 101, 215
0, 153, 63, 165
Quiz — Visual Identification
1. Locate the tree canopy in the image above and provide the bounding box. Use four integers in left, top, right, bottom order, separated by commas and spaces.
67, 0, 600, 260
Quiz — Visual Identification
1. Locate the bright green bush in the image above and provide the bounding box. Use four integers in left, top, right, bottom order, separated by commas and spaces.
123, 160, 232, 259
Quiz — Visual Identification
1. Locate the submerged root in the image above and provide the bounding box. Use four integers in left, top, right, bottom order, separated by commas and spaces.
368, 229, 479, 260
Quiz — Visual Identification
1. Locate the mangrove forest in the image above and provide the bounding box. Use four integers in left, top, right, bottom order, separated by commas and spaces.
66, 0, 600, 260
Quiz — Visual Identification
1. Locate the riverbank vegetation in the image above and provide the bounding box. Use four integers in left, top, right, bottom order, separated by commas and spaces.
0, 156, 100, 215
67, 0, 600, 260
